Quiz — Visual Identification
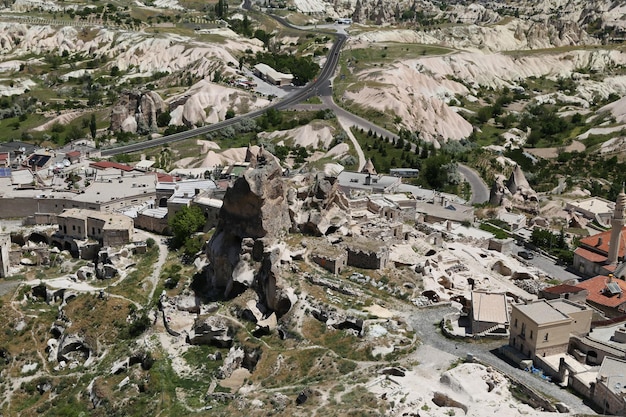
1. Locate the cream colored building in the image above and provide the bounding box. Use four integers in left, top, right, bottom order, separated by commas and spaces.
509, 299, 592, 359
594, 357, 626, 415
471, 291, 509, 335
55, 209, 133, 253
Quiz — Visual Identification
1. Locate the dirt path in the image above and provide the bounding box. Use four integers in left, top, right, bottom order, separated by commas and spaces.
336, 115, 366, 171
525, 140, 586, 159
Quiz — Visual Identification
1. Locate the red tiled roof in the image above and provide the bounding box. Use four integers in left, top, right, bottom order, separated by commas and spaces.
579, 227, 626, 258
576, 275, 626, 308
156, 173, 177, 182
66, 151, 80, 158
543, 284, 585, 294
90, 161, 135, 171
574, 246, 608, 263
0, 152, 8, 161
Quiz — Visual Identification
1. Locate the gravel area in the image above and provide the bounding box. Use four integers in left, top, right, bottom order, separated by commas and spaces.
404, 304, 597, 415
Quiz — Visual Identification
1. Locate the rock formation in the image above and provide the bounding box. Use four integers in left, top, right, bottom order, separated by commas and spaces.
490, 165, 538, 213
187, 315, 234, 347
205, 148, 295, 315
289, 172, 351, 236
110, 90, 167, 134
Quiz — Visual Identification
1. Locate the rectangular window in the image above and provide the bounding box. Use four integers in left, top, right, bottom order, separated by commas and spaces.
514, 318, 518, 328
530, 330, 533, 340
92, 227, 95, 235
72, 225, 75, 231
544, 333, 548, 341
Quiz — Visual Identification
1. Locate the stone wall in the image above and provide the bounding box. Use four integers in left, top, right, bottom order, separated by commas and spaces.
0, 193, 155, 219
346, 245, 389, 270
135, 213, 169, 234
103, 228, 133, 248
0, 234, 9, 278
311, 252, 346, 275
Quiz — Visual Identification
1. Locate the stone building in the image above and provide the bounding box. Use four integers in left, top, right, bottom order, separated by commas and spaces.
53, 209, 133, 258
345, 237, 389, 270
573, 189, 626, 278
538, 284, 588, 304
311, 244, 347, 275
593, 357, 626, 415
574, 274, 626, 318
509, 299, 592, 360
470, 291, 509, 336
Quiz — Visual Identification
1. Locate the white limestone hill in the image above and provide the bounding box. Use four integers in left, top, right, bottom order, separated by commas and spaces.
258, 122, 336, 149
168, 80, 270, 127
344, 47, 626, 143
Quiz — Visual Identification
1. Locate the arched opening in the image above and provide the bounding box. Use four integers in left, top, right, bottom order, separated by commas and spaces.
28, 232, 49, 245
159, 197, 168, 208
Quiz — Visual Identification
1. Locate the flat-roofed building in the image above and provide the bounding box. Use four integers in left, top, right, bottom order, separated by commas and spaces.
566, 197, 614, 226
509, 299, 592, 359
593, 357, 626, 415
337, 171, 402, 195
471, 291, 509, 335
54, 208, 133, 257
253, 63, 294, 86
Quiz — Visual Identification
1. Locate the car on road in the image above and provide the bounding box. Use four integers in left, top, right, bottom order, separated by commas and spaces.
518, 250, 534, 260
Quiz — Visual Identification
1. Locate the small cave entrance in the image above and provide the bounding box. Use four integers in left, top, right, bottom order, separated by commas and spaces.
28, 232, 49, 245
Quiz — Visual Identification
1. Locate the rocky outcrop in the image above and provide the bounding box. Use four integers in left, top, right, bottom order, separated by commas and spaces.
353, 0, 397, 25
57, 333, 93, 364
110, 90, 167, 134
205, 148, 296, 317
490, 165, 538, 213
289, 173, 351, 236
187, 315, 235, 347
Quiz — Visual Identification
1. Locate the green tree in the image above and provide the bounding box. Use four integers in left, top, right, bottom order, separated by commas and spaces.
65, 124, 84, 142
168, 205, 206, 250
89, 114, 97, 140
157, 111, 171, 127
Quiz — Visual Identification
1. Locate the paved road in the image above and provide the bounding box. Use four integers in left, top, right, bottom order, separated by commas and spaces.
513, 242, 584, 283
457, 163, 489, 204
406, 305, 596, 415
100, 28, 347, 156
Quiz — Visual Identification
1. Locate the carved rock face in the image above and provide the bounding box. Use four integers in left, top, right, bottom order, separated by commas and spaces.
218, 151, 291, 239
110, 90, 167, 134
205, 150, 296, 316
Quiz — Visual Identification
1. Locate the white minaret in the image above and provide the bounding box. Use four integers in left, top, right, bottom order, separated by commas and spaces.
608, 188, 626, 264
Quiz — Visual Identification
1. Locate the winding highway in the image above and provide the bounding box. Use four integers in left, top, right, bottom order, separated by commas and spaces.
100, 28, 347, 157
100, 11, 490, 206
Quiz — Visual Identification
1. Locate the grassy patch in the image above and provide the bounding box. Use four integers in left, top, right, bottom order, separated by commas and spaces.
301, 318, 374, 361
107, 246, 159, 305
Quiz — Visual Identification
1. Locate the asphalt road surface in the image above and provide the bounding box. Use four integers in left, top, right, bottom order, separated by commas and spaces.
513, 242, 583, 283
457, 164, 489, 204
